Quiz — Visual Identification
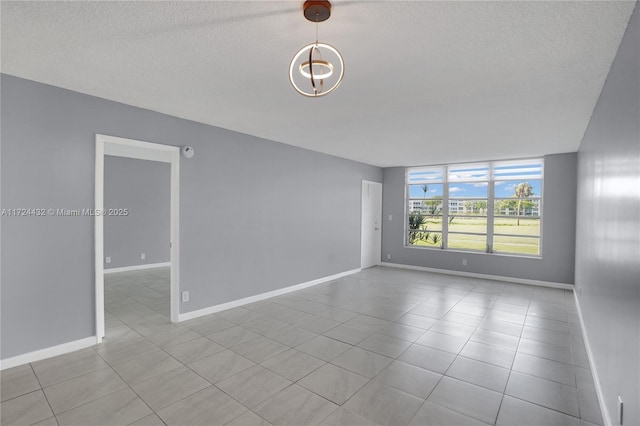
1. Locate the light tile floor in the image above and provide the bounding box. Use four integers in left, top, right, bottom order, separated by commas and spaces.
1, 266, 603, 426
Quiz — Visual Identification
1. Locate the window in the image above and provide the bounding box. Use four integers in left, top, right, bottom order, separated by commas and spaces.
447, 163, 489, 252
406, 158, 543, 256
492, 159, 543, 255
407, 166, 444, 248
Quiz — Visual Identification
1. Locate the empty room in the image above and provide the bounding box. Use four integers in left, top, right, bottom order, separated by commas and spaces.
1, 1, 638, 426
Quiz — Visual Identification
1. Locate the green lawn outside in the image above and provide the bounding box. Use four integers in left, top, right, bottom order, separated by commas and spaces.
409, 216, 540, 255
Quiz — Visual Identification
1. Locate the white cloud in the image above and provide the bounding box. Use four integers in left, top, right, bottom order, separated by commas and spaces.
503, 183, 517, 192
449, 187, 465, 193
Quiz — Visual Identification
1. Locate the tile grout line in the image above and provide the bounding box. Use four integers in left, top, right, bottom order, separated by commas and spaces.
90, 333, 166, 424
435, 286, 504, 425
106, 302, 260, 424
497, 290, 585, 425
394, 284, 478, 425
26, 362, 57, 424
491, 289, 531, 426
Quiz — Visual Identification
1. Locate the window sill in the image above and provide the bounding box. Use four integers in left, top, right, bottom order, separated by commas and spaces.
403, 244, 542, 260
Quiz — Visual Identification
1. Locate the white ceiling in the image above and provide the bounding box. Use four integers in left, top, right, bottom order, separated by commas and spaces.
1, 1, 635, 167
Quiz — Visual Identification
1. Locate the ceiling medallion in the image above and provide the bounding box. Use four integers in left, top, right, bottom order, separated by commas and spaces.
289, 1, 344, 97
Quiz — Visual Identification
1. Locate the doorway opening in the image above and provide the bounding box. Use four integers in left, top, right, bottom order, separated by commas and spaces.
94, 134, 180, 343
103, 156, 171, 339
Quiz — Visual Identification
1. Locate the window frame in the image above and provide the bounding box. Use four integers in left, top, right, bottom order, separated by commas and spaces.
405, 158, 543, 258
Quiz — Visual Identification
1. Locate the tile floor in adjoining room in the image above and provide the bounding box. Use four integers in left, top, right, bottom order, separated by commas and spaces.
1, 266, 603, 426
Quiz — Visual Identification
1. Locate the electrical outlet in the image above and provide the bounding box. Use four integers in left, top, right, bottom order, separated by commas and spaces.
105, 256, 111, 264
387, 254, 392, 260
388, 214, 393, 221
182, 291, 189, 302
462, 259, 467, 266
618, 396, 623, 425
141, 253, 146, 260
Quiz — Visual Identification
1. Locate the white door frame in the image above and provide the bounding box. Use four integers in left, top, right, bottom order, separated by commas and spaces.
361, 180, 383, 268
94, 134, 180, 343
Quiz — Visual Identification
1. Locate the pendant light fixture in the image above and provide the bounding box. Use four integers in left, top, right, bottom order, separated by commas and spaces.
289, 0, 344, 97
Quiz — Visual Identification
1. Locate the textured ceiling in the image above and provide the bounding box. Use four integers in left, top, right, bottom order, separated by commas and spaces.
1, 1, 635, 167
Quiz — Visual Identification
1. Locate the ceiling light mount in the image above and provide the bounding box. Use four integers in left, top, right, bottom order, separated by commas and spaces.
303, 0, 331, 22
289, 0, 344, 97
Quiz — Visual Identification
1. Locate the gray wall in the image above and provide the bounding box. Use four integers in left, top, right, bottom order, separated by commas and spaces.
575, 5, 639, 426
104, 156, 170, 269
0, 74, 382, 359
382, 153, 577, 284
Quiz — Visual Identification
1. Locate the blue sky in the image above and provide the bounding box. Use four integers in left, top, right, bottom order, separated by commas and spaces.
408, 162, 543, 199
409, 180, 542, 198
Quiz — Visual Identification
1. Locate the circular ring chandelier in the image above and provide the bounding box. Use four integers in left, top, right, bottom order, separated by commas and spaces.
289, 1, 344, 97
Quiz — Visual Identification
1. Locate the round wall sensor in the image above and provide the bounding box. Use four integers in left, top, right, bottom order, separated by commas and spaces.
181, 146, 195, 159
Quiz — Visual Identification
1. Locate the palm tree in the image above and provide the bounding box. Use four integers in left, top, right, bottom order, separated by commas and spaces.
419, 185, 430, 214
420, 185, 429, 198
514, 182, 534, 225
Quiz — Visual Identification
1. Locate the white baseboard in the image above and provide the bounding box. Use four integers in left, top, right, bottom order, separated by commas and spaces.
379, 262, 574, 290
178, 268, 361, 322
0, 336, 96, 371
573, 291, 609, 426
104, 262, 171, 274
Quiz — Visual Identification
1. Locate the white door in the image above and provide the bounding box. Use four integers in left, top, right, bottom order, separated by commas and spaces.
361, 180, 382, 269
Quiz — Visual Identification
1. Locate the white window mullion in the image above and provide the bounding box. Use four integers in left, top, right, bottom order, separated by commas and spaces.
405, 168, 410, 246
487, 163, 495, 253
442, 180, 449, 249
